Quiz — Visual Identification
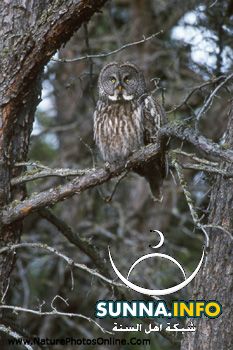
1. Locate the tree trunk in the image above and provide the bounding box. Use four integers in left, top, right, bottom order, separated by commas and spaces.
0, 0, 107, 302
181, 105, 233, 350
0, 1, 43, 302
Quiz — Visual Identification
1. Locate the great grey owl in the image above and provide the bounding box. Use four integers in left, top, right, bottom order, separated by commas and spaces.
93, 62, 167, 200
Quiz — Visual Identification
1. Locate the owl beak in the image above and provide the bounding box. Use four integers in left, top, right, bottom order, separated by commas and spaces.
117, 85, 123, 92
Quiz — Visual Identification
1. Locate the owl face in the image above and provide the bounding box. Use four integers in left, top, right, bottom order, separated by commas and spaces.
98, 62, 146, 102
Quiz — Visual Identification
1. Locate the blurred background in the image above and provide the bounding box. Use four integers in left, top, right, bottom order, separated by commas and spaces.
7, 1, 233, 349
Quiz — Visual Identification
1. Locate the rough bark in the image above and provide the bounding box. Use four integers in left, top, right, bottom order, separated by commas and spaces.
0, 0, 107, 301
181, 105, 233, 350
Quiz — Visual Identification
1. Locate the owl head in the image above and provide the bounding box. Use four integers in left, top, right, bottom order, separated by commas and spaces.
98, 62, 147, 102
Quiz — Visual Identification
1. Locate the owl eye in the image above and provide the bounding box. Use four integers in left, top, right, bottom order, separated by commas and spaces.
124, 76, 130, 83
110, 76, 116, 83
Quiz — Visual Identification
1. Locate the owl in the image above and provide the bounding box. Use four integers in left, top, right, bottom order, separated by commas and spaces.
93, 62, 167, 200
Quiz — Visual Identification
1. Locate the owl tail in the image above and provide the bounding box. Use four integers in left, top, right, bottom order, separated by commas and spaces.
147, 171, 163, 201
134, 156, 167, 202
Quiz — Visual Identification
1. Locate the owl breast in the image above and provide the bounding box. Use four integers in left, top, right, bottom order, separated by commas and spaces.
94, 100, 144, 162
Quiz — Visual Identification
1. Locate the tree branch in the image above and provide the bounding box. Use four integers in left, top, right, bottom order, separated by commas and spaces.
0, 242, 123, 289
53, 31, 163, 63
196, 72, 233, 122
167, 75, 226, 114
182, 162, 233, 178
0, 243, 179, 344
161, 124, 233, 163
11, 167, 94, 186
39, 208, 111, 277
0, 303, 112, 335
2, 123, 233, 225
0, 324, 33, 350
172, 149, 219, 166
174, 160, 210, 246
2, 143, 160, 225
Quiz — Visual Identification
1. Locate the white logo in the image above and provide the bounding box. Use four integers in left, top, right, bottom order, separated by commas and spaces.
108, 230, 205, 296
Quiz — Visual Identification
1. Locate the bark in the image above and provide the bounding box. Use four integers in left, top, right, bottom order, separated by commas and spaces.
0, 0, 107, 301
181, 105, 233, 350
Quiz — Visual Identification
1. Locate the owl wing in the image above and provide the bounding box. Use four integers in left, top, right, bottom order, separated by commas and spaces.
141, 94, 167, 145
135, 95, 168, 199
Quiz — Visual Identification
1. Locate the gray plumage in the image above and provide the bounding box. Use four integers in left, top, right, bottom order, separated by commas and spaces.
93, 62, 167, 200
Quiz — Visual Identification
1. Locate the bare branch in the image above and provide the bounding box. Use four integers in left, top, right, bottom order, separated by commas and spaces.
104, 171, 128, 203
11, 167, 94, 186
196, 72, 233, 123
161, 124, 233, 163
167, 75, 226, 114
14, 161, 52, 170
0, 324, 34, 350
53, 32, 163, 63
203, 224, 233, 240
174, 160, 210, 246
0, 242, 123, 289
0, 246, 180, 343
0, 305, 112, 335
182, 162, 233, 178
172, 149, 219, 166
39, 208, 110, 277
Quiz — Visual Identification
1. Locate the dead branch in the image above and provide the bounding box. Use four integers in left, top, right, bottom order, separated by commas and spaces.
0, 242, 124, 290
39, 208, 110, 277
53, 32, 162, 63
11, 167, 94, 186
172, 149, 218, 166
167, 75, 226, 113
182, 162, 233, 178
0, 303, 112, 335
174, 160, 210, 246
196, 72, 233, 122
0, 324, 33, 350
0, 243, 181, 344
161, 124, 233, 163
